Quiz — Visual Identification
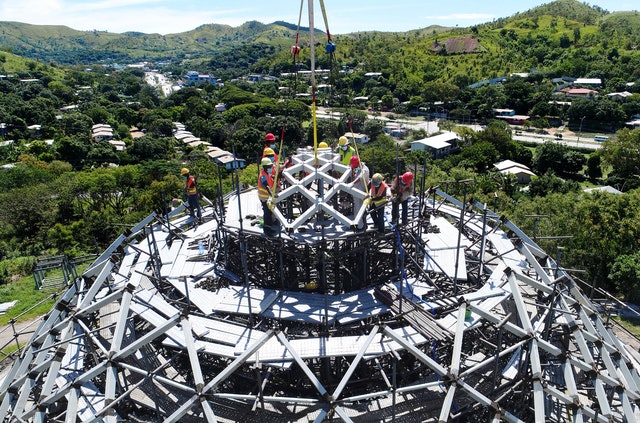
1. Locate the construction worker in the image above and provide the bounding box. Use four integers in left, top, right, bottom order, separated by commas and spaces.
349, 155, 369, 229
181, 168, 202, 222
337, 136, 355, 166
263, 133, 279, 163
391, 171, 414, 225
368, 173, 389, 233
257, 157, 277, 236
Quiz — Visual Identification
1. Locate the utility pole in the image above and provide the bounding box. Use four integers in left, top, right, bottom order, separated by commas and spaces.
577, 116, 586, 146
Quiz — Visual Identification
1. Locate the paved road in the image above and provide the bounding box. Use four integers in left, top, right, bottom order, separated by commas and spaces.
0, 317, 43, 353
513, 133, 602, 150
317, 107, 602, 150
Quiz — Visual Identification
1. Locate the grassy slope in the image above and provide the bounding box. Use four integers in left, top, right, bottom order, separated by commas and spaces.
0, 274, 57, 326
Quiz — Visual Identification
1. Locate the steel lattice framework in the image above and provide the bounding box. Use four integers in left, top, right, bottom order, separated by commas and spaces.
1, 148, 639, 422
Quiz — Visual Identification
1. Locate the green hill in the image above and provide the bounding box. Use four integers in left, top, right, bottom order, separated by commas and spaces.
0, 0, 639, 86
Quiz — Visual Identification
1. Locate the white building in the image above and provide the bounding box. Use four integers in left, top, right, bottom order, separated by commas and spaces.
182, 71, 217, 86
494, 160, 535, 184
343, 132, 369, 144
410, 132, 457, 158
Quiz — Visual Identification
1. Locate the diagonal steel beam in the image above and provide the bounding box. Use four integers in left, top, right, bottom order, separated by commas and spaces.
332, 325, 379, 400
164, 329, 276, 423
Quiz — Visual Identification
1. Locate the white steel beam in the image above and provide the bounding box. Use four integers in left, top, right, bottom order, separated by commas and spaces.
332, 325, 379, 399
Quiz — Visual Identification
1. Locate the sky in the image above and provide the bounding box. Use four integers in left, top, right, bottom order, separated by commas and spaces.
0, 0, 638, 35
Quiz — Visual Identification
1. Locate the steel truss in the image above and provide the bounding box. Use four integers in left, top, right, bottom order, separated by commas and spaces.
1, 161, 640, 422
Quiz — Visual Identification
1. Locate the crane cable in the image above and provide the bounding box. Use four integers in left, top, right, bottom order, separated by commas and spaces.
349, 119, 369, 197
319, 0, 336, 59
269, 125, 286, 210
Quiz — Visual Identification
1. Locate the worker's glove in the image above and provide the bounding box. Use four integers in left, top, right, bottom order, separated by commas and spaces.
267, 199, 276, 211
363, 198, 371, 207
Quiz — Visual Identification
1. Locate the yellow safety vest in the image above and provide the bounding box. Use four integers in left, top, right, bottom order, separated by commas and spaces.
257, 169, 274, 201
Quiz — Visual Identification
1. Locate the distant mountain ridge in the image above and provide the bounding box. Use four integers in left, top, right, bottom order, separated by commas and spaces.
0, 20, 307, 65
0, 0, 639, 87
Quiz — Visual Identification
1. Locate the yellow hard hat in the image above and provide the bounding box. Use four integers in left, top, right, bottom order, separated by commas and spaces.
372, 173, 383, 186
180, 168, 189, 176
318, 141, 329, 148
264, 147, 275, 156
338, 136, 349, 146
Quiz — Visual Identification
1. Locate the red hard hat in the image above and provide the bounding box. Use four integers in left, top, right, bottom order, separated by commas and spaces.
265, 133, 276, 142
401, 172, 414, 184
350, 155, 360, 168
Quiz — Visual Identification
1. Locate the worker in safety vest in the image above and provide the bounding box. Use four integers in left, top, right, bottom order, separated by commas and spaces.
337, 136, 355, 166
391, 172, 414, 225
262, 133, 279, 164
367, 173, 389, 233
349, 156, 369, 229
181, 168, 202, 221
257, 158, 277, 236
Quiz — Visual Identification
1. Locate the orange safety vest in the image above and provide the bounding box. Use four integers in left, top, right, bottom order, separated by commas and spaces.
369, 181, 389, 206
186, 176, 197, 195
257, 169, 274, 201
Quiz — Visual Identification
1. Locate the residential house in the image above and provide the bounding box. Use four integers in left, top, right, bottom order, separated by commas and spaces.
206, 147, 246, 171
607, 91, 633, 101
109, 140, 126, 152
182, 71, 217, 86
216, 154, 246, 171
91, 124, 114, 142
493, 160, 535, 184
343, 132, 369, 144
171, 122, 245, 170
468, 76, 507, 89
560, 88, 598, 99
129, 127, 146, 139
410, 132, 457, 158
575, 78, 602, 87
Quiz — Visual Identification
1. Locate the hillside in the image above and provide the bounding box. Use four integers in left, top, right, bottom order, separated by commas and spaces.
0, 0, 639, 85
0, 20, 306, 65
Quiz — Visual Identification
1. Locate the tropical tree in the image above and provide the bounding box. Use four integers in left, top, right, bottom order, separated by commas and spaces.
599, 128, 640, 180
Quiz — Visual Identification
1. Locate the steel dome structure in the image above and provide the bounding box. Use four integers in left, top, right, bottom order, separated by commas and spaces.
0, 145, 639, 422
